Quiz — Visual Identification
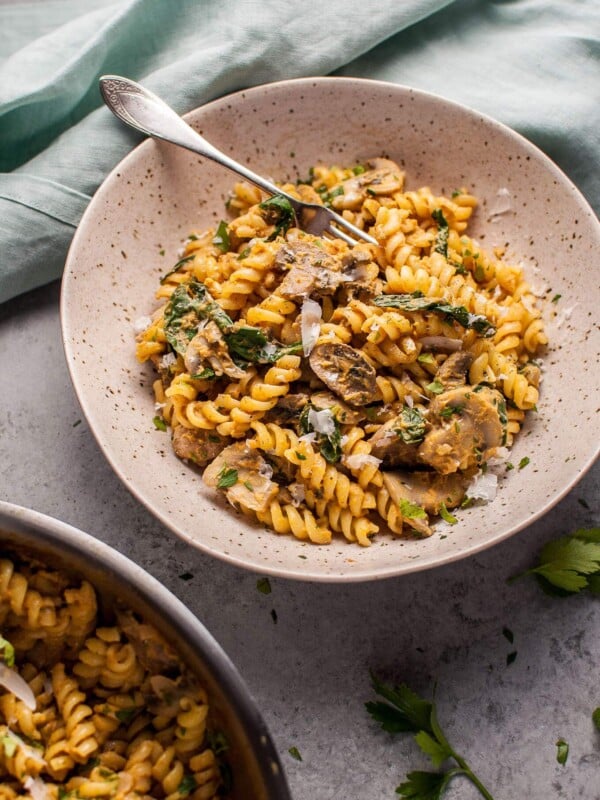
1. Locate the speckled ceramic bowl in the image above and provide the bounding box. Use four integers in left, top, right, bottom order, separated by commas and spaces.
0, 500, 291, 799
61, 77, 600, 581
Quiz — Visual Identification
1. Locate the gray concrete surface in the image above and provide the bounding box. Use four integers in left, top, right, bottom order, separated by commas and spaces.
0, 280, 599, 799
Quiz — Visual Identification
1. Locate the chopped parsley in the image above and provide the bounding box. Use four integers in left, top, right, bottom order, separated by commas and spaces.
551, 294, 562, 304
426, 379, 444, 395
417, 352, 435, 365
256, 577, 272, 595
288, 746, 303, 761
0, 636, 15, 667
439, 503, 457, 525
555, 739, 569, 766
399, 499, 427, 520
518, 456, 530, 470
217, 467, 238, 489
115, 707, 138, 724
395, 406, 426, 445
439, 404, 464, 418
178, 775, 198, 796
152, 416, 167, 432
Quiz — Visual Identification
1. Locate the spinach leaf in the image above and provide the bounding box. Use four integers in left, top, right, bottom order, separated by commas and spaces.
299, 405, 342, 464
374, 292, 495, 337
259, 195, 296, 240
224, 327, 302, 365
163, 281, 234, 354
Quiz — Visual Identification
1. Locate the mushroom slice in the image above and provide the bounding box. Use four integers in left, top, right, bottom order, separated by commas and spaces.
435, 351, 474, 389
381, 472, 431, 538
274, 240, 349, 301
418, 385, 506, 474
264, 393, 309, 426
203, 442, 279, 513
172, 425, 231, 468
383, 469, 471, 537
115, 609, 180, 673
369, 418, 422, 468
310, 391, 365, 425
331, 158, 405, 211
309, 343, 378, 407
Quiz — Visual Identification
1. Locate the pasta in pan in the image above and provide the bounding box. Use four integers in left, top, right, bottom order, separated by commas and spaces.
0, 554, 226, 798
136, 158, 547, 545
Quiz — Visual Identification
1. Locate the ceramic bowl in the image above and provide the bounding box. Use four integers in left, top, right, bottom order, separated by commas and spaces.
0, 500, 291, 799
61, 77, 600, 581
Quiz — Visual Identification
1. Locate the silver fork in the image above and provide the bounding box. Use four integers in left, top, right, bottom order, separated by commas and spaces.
99, 76, 377, 247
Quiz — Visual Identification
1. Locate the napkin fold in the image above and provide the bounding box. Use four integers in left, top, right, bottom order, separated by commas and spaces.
0, 0, 598, 305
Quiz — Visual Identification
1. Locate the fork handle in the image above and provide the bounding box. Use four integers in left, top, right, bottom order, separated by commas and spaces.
99, 75, 296, 205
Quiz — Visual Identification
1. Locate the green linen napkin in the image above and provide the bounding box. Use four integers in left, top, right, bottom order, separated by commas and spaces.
0, 0, 598, 305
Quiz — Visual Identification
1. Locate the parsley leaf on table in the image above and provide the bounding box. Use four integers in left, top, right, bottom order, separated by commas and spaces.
508, 528, 600, 595
366, 674, 495, 800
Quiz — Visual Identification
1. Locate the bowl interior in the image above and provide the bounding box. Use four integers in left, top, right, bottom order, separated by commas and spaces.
61, 77, 600, 581
0, 502, 290, 800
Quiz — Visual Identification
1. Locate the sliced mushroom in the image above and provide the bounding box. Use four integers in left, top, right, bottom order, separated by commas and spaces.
172, 425, 231, 468
185, 320, 246, 379
274, 240, 349, 301
383, 470, 473, 524
369, 418, 421, 468
331, 158, 405, 211
116, 609, 180, 674
418, 385, 505, 474
435, 351, 474, 390
310, 391, 365, 425
263, 393, 310, 426
337, 251, 381, 304
308, 343, 378, 406
203, 442, 279, 513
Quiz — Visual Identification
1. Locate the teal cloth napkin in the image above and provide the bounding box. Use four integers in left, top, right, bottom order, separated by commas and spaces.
0, 0, 598, 305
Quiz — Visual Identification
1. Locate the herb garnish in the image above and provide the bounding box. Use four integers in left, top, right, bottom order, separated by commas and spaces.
439, 503, 457, 525
256, 577, 272, 595
508, 528, 600, 595
288, 746, 303, 761
178, 775, 198, 796
555, 739, 569, 766
152, 416, 167, 432
115, 707, 138, 724
592, 707, 600, 731
0, 636, 15, 667
217, 467, 238, 490
374, 292, 496, 337
299, 405, 342, 464
212, 220, 230, 253
518, 456, 530, 470
399, 499, 427, 520
259, 195, 296, 240
159, 254, 195, 285
395, 406, 426, 445
432, 209, 449, 258
366, 675, 495, 799
426, 379, 444, 395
